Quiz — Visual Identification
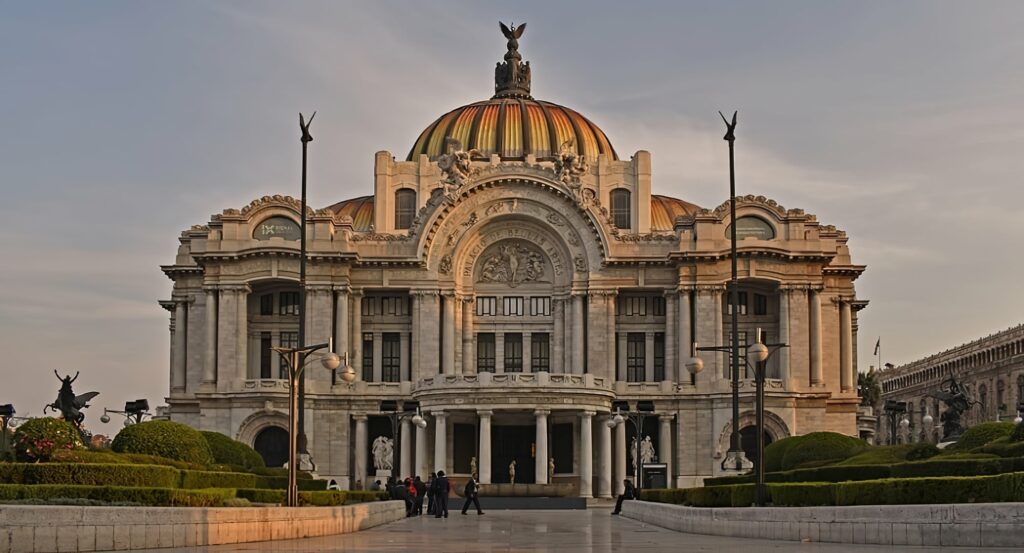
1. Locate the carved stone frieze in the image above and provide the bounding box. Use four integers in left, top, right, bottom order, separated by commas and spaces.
477, 241, 547, 287
438, 254, 453, 275
350, 233, 412, 242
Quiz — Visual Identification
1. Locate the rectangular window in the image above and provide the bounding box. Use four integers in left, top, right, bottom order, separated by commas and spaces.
476, 297, 497, 316
627, 333, 645, 382
362, 332, 374, 382
259, 294, 274, 316
279, 332, 298, 379
531, 333, 550, 372
619, 296, 647, 316
753, 293, 768, 316
502, 296, 524, 316
611, 190, 631, 229
279, 292, 300, 316
477, 333, 496, 373
728, 292, 748, 315
654, 333, 665, 381
504, 333, 523, 372
260, 332, 272, 378
382, 333, 401, 382
361, 296, 375, 316
381, 296, 408, 316
529, 296, 551, 316
726, 331, 748, 379
652, 296, 666, 316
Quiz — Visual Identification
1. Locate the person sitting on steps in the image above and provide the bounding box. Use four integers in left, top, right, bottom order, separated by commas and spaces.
611, 478, 635, 515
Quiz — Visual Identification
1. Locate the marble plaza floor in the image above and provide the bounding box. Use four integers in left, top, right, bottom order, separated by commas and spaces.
123, 508, 1019, 553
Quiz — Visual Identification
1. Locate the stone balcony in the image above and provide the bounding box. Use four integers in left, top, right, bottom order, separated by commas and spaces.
412, 372, 615, 412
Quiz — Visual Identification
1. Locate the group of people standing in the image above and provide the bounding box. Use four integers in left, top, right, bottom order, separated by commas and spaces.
385, 471, 484, 517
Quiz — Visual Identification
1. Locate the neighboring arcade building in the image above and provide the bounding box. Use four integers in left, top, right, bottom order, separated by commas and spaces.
160, 25, 867, 493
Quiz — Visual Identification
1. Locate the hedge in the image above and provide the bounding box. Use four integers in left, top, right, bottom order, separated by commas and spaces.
704, 456, 1024, 486
948, 422, 1016, 451
779, 432, 867, 471
0, 484, 234, 507
254, 475, 328, 491
0, 463, 179, 488
643, 472, 1024, 507
111, 421, 214, 465
12, 418, 83, 462
235, 489, 388, 505
977, 439, 1024, 458
763, 436, 801, 473
179, 470, 257, 490
51, 449, 202, 470
201, 432, 265, 470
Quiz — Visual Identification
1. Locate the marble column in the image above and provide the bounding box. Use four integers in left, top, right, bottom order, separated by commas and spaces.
664, 293, 676, 382
659, 415, 673, 481
645, 332, 656, 382
216, 287, 239, 389
415, 418, 429, 479
606, 293, 617, 381
433, 411, 447, 473
572, 294, 585, 373
535, 409, 549, 484
617, 333, 627, 381
462, 297, 475, 375
810, 288, 823, 386
203, 288, 217, 387
172, 299, 188, 392
614, 420, 627, 495
523, 331, 532, 372
678, 289, 692, 383
350, 291, 363, 380
334, 288, 349, 373
598, 415, 613, 498
400, 419, 412, 479
411, 292, 421, 381
552, 298, 565, 373
579, 411, 594, 497
422, 293, 441, 376
840, 299, 854, 392
478, 410, 492, 484
354, 415, 368, 489
236, 286, 248, 382
442, 293, 456, 375
777, 288, 790, 383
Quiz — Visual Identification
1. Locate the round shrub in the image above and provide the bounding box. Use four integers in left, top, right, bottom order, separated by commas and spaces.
12, 418, 83, 462
201, 431, 265, 470
1009, 421, 1024, 443
951, 421, 1015, 451
764, 435, 804, 473
905, 443, 940, 461
111, 421, 213, 466
780, 432, 867, 471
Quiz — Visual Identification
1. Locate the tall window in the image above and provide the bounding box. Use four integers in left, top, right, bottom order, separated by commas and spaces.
531, 333, 550, 372
504, 333, 523, 372
259, 294, 274, 316
611, 189, 631, 229
279, 332, 298, 378
728, 292, 748, 315
279, 292, 300, 315
260, 332, 273, 378
362, 332, 373, 382
753, 294, 768, 316
619, 296, 647, 316
477, 333, 496, 373
654, 333, 665, 381
652, 296, 666, 316
726, 331, 749, 378
997, 380, 1006, 413
626, 333, 645, 382
979, 384, 988, 417
395, 189, 416, 230
476, 297, 497, 316
382, 333, 401, 382
503, 297, 524, 316
529, 296, 551, 316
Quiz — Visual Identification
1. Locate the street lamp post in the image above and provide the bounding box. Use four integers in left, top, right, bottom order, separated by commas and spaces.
379, 400, 428, 485
719, 110, 748, 472
606, 400, 655, 497
100, 399, 151, 426
274, 342, 352, 506
296, 112, 315, 459
883, 400, 908, 445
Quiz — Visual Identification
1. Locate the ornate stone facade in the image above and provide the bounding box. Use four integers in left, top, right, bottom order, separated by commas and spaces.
878, 324, 1024, 445
160, 25, 866, 492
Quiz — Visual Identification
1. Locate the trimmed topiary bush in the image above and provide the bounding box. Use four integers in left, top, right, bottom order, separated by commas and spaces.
1009, 422, 1024, 442
977, 438, 1024, 458
200, 431, 265, 470
12, 418, 84, 462
179, 470, 257, 490
779, 432, 867, 471
905, 443, 941, 461
111, 421, 213, 466
0, 463, 179, 488
767, 482, 835, 506
0, 484, 233, 507
763, 435, 803, 473
949, 421, 1015, 451
50, 448, 203, 469
836, 445, 913, 466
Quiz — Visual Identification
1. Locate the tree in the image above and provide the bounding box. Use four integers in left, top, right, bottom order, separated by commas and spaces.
858, 368, 882, 410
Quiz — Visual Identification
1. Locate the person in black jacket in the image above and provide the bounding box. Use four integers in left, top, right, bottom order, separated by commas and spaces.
433, 470, 450, 518
460, 474, 484, 515
413, 475, 426, 515
611, 479, 635, 515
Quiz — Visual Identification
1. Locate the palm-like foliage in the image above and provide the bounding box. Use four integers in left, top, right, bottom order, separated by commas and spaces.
858, 368, 882, 409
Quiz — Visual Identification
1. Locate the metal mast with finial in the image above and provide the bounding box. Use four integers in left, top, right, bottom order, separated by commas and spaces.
297, 111, 315, 457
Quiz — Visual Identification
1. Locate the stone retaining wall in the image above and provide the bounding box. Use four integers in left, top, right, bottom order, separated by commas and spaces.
0, 501, 406, 553
622, 500, 1024, 548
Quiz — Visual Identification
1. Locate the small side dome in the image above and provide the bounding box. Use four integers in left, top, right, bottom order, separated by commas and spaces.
326, 196, 374, 231
651, 195, 701, 231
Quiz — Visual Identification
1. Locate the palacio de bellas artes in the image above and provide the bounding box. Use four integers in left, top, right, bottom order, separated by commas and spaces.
160, 23, 865, 496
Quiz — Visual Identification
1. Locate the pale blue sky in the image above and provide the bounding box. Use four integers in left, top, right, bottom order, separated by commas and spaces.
2, 2, 1023, 426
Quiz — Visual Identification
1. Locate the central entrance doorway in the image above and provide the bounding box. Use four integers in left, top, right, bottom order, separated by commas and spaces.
491, 425, 536, 483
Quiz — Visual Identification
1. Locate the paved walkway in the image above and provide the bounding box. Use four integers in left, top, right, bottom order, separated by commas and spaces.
128, 509, 1019, 552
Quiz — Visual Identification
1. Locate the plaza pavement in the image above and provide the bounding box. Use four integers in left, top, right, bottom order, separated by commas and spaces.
121, 508, 1020, 552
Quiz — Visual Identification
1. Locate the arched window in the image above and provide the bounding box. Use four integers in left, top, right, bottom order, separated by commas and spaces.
997, 380, 1006, 413
611, 189, 631, 229
395, 189, 416, 230
979, 384, 988, 417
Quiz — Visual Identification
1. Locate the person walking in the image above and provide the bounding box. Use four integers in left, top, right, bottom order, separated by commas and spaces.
426, 473, 436, 515
611, 478, 635, 515
433, 470, 450, 518
413, 475, 426, 515
460, 474, 484, 515
393, 478, 413, 517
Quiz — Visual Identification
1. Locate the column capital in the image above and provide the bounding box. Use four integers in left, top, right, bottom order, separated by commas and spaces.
349, 288, 364, 298
695, 284, 726, 293
306, 284, 333, 293
534, 409, 550, 417
588, 289, 617, 299
352, 414, 368, 422
333, 284, 352, 294
218, 283, 251, 293
458, 294, 475, 304
581, 410, 596, 418
431, 409, 447, 418
476, 409, 493, 417
411, 289, 440, 298
659, 413, 675, 422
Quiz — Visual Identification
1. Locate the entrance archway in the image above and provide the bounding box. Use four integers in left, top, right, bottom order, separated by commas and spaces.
253, 426, 289, 467
739, 426, 774, 468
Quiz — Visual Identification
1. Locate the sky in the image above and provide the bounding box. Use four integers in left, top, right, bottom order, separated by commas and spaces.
2, 1, 1023, 428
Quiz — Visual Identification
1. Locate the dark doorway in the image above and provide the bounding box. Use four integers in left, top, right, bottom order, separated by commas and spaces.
491, 425, 535, 483
253, 426, 288, 467
739, 426, 773, 468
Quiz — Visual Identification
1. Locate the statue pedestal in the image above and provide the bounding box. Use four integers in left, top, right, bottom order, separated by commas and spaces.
375, 469, 392, 480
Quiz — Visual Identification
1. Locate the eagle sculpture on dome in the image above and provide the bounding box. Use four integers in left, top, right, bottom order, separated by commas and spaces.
500, 21, 526, 41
